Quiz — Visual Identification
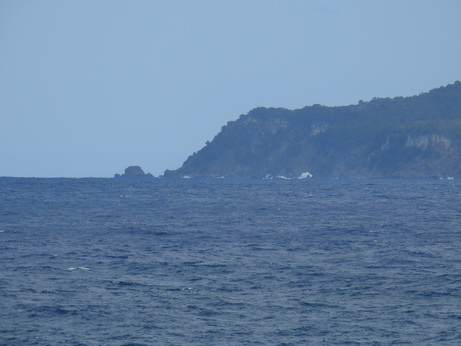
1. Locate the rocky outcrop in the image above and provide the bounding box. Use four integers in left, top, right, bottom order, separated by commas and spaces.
164, 82, 461, 179
114, 166, 154, 178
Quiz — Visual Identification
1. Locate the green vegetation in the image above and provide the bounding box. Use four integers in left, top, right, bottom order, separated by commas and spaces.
164, 81, 461, 178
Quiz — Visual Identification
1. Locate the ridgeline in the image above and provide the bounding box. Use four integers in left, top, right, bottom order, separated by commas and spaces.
164, 82, 461, 178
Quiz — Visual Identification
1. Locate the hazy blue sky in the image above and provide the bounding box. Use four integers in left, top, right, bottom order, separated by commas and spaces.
1, 1, 461, 177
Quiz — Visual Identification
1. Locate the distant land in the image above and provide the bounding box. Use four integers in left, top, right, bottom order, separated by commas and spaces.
164, 81, 461, 179
115, 166, 154, 179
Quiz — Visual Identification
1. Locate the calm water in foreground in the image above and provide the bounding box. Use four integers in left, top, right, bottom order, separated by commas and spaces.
1, 177, 460, 345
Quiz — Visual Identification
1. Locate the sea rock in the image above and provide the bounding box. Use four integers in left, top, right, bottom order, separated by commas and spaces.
114, 166, 154, 178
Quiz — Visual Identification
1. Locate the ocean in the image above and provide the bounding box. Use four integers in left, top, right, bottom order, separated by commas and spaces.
1, 177, 460, 345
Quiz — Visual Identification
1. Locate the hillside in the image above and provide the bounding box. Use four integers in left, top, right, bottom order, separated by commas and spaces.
164, 82, 461, 178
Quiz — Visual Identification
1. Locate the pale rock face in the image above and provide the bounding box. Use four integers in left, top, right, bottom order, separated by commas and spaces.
381, 136, 391, 150
405, 134, 452, 151
310, 122, 328, 136
268, 118, 289, 134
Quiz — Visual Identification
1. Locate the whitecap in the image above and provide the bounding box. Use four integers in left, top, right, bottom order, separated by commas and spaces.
297, 172, 313, 179
276, 175, 289, 180
67, 266, 90, 271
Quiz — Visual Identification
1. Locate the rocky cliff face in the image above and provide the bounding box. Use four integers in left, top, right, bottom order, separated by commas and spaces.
164, 82, 461, 178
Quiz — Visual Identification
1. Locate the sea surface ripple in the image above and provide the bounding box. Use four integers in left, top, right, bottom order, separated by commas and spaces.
0, 177, 460, 345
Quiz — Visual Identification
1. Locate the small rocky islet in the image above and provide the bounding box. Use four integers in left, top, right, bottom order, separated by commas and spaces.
114, 166, 154, 179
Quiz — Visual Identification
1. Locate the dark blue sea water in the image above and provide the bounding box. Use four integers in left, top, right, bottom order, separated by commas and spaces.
1, 177, 460, 345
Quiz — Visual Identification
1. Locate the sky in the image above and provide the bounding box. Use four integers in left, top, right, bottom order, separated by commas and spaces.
1, 0, 461, 177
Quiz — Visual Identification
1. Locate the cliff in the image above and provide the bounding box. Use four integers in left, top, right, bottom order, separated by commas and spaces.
164, 81, 461, 178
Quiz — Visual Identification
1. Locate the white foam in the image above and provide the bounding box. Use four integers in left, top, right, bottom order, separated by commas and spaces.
297, 172, 313, 179
67, 266, 90, 271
